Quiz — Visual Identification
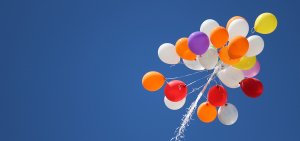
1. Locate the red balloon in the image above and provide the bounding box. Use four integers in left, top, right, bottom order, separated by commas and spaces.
240, 78, 264, 98
164, 80, 187, 102
207, 85, 228, 106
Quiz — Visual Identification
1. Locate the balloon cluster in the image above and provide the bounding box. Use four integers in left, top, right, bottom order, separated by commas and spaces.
142, 13, 277, 125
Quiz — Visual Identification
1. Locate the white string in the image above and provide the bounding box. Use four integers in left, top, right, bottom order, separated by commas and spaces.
213, 78, 218, 85
202, 95, 208, 101
251, 27, 256, 34
171, 64, 221, 141
166, 71, 204, 80
187, 83, 205, 95
186, 73, 212, 87
215, 75, 223, 87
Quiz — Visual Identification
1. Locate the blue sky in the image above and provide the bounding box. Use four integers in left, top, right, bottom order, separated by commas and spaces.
0, 0, 299, 141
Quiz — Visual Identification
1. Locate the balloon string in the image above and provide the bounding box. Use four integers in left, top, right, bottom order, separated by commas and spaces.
202, 95, 208, 100
251, 27, 256, 34
203, 74, 218, 99
187, 83, 205, 95
171, 64, 221, 141
213, 73, 223, 87
213, 77, 218, 85
217, 77, 223, 87
186, 73, 212, 87
166, 71, 204, 80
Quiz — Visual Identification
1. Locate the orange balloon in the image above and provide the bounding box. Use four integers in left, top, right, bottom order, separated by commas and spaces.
142, 71, 165, 92
219, 46, 240, 65
197, 102, 217, 123
210, 26, 229, 48
228, 36, 249, 59
226, 16, 244, 29
175, 38, 197, 60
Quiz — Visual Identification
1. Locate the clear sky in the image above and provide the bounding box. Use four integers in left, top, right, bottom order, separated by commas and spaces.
0, 0, 299, 141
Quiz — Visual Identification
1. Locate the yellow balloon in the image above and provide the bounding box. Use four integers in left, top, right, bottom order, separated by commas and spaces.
233, 56, 256, 70
254, 13, 277, 34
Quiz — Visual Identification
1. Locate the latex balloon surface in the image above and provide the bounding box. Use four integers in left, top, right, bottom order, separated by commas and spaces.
197, 102, 217, 123
226, 16, 244, 29
198, 47, 218, 70
219, 46, 240, 65
164, 80, 187, 102
227, 18, 249, 40
158, 43, 180, 64
233, 56, 256, 70
242, 61, 260, 78
142, 13, 277, 126
218, 103, 238, 125
207, 85, 228, 107
188, 32, 210, 55
246, 35, 264, 57
142, 71, 165, 92
200, 19, 220, 37
228, 36, 249, 59
240, 78, 264, 98
254, 13, 277, 34
175, 38, 197, 60
164, 96, 186, 110
183, 58, 205, 70
210, 26, 229, 48
217, 66, 244, 88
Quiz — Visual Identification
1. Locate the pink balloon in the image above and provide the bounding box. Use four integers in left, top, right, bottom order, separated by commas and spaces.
242, 61, 260, 78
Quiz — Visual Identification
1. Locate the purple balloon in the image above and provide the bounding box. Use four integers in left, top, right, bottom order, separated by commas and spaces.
188, 32, 209, 55
243, 61, 260, 78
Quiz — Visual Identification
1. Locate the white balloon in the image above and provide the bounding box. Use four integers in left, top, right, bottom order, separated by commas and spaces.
246, 35, 264, 57
158, 43, 180, 65
164, 96, 186, 110
217, 66, 244, 88
198, 47, 218, 70
218, 103, 238, 125
228, 18, 249, 40
183, 58, 205, 71
200, 19, 219, 37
